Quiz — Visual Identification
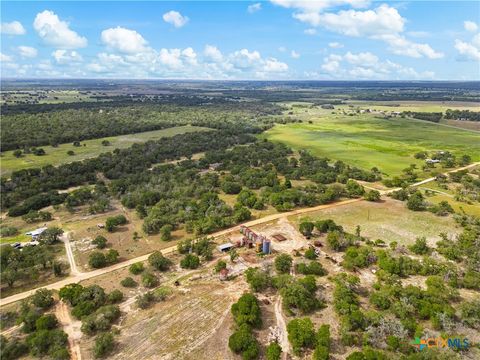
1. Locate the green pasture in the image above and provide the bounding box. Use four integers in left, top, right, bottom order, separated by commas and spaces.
0, 125, 210, 176
345, 100, 480, 113
264, 110, 480, 178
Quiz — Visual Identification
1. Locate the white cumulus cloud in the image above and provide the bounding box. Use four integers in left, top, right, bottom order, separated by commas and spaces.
163, 11, 189, 28
378, 34, 444, 59
0, 53, 14, 62
328, 42, 343, 48
101, 27, 149, 54
17, 46, 38, 58
33, 10, 87, 48
320, 51, 434, 80
464, 21, 478, 32
1, 21, 26, 35
308, 4, 405, 36
455, 39, 480, 61
52, 49, 83, 64
204, 45, 223, 62
271, 0, 370, 13
248, 3, 262, 13
274, 2, 442, 59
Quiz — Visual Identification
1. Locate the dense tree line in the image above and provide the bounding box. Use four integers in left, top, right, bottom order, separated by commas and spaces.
1, 131, 252, 211
228, 293, 262, 360
1, 101, 282, 150
402, 111, 443, 123
0, 289, 70, 360
445, 109, 480, 121
0, 242, 64, 290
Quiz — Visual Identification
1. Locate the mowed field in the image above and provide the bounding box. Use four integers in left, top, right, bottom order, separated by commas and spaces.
265, 105, 480, 177
0, 125, 210, 175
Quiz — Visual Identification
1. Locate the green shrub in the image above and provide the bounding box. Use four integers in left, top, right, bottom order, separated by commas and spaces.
141, 272, 158, 288
93, 332, 115, 358
180, 254, 200, 269
129, 262, 144, 275
120, 277, 137, 288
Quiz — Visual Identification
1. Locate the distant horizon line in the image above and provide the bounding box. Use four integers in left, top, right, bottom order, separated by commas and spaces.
2, 78, 479, 83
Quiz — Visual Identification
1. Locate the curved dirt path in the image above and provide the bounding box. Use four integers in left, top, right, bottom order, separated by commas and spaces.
1, 162, 478, 308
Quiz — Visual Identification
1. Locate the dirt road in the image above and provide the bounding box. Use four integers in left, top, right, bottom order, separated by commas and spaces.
62, 231, 80, 276
56, 301, 82, 360
411, 162, 479, 187
0, 198, 361, 307
274, 296, 290, 359
1, 162, 478, 308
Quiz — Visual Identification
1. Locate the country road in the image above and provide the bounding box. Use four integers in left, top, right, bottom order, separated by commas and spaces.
0, 162, 478, 307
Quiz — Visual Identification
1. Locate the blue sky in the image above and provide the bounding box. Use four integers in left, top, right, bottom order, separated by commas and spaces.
1, 1, 479, 80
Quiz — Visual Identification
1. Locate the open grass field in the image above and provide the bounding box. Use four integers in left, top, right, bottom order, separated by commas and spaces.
0, 125, 210, 176
265, 105, 480, 178
345, 100, 480, 113
425, 193, 480, 217
289, 197, 462, 246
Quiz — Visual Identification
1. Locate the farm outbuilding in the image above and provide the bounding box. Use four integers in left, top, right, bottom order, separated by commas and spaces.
217, 242, 234, 252
272, 234, 287, 242
25, 227, 47, 240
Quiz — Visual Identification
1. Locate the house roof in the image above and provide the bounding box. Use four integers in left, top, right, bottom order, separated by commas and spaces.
25, 227, 48, 237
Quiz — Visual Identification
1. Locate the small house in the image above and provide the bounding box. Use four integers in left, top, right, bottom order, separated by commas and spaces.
25, 227, 47, 240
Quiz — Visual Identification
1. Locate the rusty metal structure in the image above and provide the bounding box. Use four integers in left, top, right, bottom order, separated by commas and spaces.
239, 225, 271, 254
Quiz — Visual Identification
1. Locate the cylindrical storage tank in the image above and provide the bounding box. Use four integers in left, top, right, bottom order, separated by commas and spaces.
262, 239, 271, 254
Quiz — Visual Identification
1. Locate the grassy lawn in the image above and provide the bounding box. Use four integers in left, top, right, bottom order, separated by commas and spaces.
0, 125, 211, 176
289, 197, 462, 246
264, 108, 480, 178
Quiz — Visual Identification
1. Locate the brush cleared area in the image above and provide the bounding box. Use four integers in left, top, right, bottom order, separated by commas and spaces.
289, 197, 462, 246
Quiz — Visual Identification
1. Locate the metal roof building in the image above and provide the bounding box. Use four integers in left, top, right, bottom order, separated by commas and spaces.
217, 242, 234, 252
25, 227, 48, 238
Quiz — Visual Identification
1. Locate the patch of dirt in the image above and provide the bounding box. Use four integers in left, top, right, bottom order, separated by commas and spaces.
112, 279, 246, 360
252, 217, 308, 254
